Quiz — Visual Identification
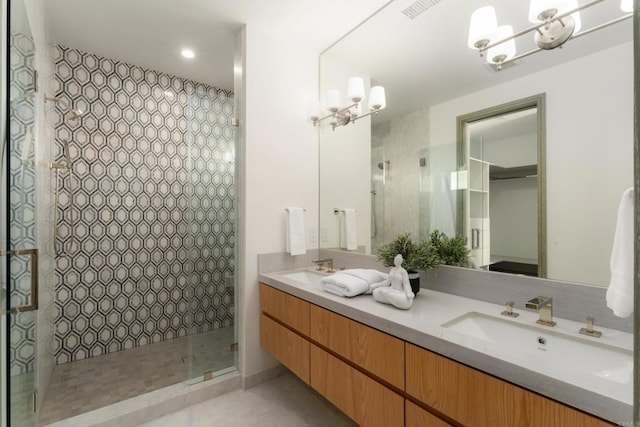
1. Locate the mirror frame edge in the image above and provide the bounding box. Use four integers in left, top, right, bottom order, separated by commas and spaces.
455, 93, 547, 277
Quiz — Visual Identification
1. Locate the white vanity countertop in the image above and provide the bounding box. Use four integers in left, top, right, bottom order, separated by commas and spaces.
259, 269, 633, 424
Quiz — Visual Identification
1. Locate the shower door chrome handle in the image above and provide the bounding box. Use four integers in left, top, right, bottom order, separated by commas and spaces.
0, 248, 39, 314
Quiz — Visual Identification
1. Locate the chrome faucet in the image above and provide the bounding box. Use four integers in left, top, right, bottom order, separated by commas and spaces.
312, 258, 334, 273
525, 296, 556, 327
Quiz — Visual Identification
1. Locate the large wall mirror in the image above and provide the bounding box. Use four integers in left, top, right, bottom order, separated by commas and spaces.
318, 0, 633, 288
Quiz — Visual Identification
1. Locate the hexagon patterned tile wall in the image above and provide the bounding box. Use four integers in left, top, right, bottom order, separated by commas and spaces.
52, 46, 236, 364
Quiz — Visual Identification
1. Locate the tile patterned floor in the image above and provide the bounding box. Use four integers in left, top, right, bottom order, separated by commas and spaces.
139, 372, 357, 427
39, 326, 235, 425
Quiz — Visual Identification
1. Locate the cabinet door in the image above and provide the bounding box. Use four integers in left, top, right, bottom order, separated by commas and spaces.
405, 400, 453, 427
310, 344, 404, 427
405, 343, 612, 427
260, 284, 309, 335
260, 314, 309, 383
309, 304, 404, 389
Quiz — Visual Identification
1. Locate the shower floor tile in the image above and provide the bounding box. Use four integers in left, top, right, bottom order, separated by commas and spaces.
39, 326, 235, 425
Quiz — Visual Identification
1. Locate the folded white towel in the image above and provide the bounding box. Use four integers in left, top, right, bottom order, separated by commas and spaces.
286, 207, 306, 256
606, 188, 634, 317
340, 209, 357, 251
341, 269, 388, 285
321, 269, 388, 297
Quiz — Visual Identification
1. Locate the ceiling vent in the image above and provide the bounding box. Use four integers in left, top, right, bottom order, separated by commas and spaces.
400, 0, 443, 20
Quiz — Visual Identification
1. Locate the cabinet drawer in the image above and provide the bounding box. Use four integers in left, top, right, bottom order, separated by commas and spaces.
405, 400, 452, 427
260, 314, 309, 384
310, 344, 403, 427
405, 343, 613, 427
309, 304, 404, 389
260, 284, 309, 335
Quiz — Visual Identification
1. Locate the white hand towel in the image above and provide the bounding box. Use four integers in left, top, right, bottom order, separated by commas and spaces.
606, 188, 634, 317
340, 209, 357, 251
321, 273, 370, 297
286, 207, 306, 256
340, 269, 388, 285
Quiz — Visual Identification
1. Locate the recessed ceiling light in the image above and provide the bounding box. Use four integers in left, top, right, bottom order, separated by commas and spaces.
181, 48, 195, 59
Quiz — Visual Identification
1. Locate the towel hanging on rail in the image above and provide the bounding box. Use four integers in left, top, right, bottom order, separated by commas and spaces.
339, 208, 357, 251
285, 207, 306, 256
606, 187, 634, 317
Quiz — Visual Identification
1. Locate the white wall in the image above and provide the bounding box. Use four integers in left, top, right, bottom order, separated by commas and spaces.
318, 55, 371, 253
481, 132, 537, 168
490, 178, 538, 261
430, 42, 633, 286
238, 26, 319, 379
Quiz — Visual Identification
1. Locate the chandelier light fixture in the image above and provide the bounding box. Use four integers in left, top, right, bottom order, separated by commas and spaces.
309, 77, 386, 130
468, 0, 633, 70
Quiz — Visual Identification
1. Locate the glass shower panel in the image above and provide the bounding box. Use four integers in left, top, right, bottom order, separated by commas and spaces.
186, 82, 237, 383
5, 0, 38, 424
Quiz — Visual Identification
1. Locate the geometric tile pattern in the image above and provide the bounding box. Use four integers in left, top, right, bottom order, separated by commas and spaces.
9, 31, 36, 376
39, 326, 235, 425
53, 46, 236, 364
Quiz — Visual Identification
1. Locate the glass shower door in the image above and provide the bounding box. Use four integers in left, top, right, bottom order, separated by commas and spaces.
4, 0, 39, 424
186, 83, 238, 384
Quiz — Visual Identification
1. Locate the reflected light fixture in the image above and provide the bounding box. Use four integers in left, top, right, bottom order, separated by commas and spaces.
468, 0, 633, 71
309, 77, 386, 130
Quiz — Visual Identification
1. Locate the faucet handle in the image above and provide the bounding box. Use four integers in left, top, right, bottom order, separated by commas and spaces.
579, 316, 602, 338
501, 301, 519, 318
312, 259, 326, 271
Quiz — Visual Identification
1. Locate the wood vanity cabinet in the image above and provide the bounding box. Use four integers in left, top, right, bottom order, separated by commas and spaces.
260, 285, 310, 383
405, 343, 613, 427
309, 304, 404, 390
260, 284, 404, 426
310, 344, 404, 427
260, 284, 614, 427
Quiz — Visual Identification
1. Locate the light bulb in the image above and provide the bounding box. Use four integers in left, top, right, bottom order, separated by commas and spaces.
181, 48, 195, 59
326, 90, 342, 113
347, 77, 365, 103
468, 6, 498, 49
368, 86, 386, 111
487, 25, 516, 66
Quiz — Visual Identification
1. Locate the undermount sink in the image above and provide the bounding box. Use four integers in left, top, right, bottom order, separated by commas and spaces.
440, 311, 633, 404
279, 269, 326, 286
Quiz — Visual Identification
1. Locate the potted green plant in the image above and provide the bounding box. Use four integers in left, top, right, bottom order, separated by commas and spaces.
429, 230, 470, 267
376, 233, 441, 295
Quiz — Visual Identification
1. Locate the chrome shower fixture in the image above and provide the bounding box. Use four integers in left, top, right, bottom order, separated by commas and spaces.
45, 95, 84, 121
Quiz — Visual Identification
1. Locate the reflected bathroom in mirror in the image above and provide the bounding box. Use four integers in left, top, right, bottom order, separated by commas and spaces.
318, 0, 633, 288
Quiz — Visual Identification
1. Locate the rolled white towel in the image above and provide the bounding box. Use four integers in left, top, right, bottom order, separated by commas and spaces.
321, 273, 369, 297
321, 269, 388, 297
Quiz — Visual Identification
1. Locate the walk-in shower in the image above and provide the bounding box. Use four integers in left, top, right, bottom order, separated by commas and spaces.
3, 1, 239, 424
